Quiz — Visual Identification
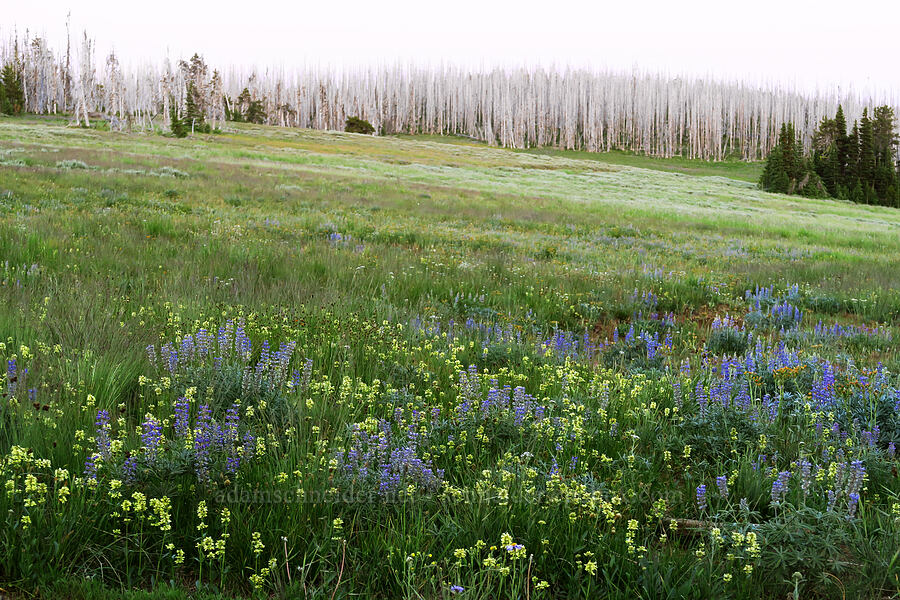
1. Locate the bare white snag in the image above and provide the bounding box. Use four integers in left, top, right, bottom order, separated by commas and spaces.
1, 28, 896, 160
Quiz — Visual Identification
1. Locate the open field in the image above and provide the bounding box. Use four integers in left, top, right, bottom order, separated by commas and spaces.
1, 118, 899, 599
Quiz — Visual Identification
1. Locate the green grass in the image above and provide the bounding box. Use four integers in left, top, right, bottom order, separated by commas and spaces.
391, 133, 765, 182
518, 148, 766, 183
0, 117, 898, 600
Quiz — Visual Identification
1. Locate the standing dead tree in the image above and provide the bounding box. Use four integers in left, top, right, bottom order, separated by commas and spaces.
2, 28, 897, 160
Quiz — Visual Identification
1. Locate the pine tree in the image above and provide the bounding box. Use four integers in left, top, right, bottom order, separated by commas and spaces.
872, 106, 898, 162
834, 105, 850, 183
760, 144, 789, 194
245, 98, 266, 125
778, 123, 796, 183
847, 121, 860, 185
871, 105, 898, 203
821, 146, 840, 197
850, 180, 864, 204
1, 62, 25, 115
858, 109, 876, 191
169, 98, 186, 138
345, 116, 375, 134
184, 81, 206, 133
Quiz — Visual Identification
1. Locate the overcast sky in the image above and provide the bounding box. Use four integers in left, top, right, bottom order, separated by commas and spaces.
4, 0, 899, 97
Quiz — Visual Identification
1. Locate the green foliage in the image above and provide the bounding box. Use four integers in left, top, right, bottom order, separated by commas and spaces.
245, 99, 266, 125
706, 328, 748, 355
1, 119, 900, 600
168, 98, 187, 138
225, 87, 266, 125
760, 124, 825, 196
223, 95, 242, 122
183, 81, 209, 133
1, 61, 25, 115
770, 107, 900, 207
345, 116, 375, 135
759, 144, 789, 194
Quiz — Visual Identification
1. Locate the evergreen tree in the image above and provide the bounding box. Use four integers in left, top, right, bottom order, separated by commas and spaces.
761, 121, 826, 198
0, 62, 25, 115
184, 81, 207, 133
847, 121, 860, 184
858, 109, 876, 191
822, 145, 841, 197
834, 105, 850, 182
245, 98, 266, 124
345, 116, 375, 134
850, 180, 864, 204
169, 98, 187, 138
778, 123, 798, 184
760, 143, 789, 193
871, 105, 899, 204
872, 105, 898, 163
223, 95, 242, 122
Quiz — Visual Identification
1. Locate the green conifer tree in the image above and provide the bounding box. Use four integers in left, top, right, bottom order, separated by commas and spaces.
760, 144, 789, 193
169, 98, 187, 138
834, 105, 850, 184
847, 121, 860, 185
871, 106, 899, 204
183, 81, 205, 133
1, 62, 25, 115
858, 109, 876, 190
245, 98, 266, 124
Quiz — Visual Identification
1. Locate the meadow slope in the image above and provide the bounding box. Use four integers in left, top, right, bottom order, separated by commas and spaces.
0, 118, 898, 600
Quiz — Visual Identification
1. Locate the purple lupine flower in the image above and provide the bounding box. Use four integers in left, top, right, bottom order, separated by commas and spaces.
84, 453, 99, 481
716, 475, 728, 497
196, 328, 210, 357
174, 397, 191, 439
162, 343, 178, 374
194, 404, 213, 481
241, 431, 255, 459
799, 460, 812, 497
847, 492, 860, 518
696, 484, 707, 511
6, 358, 18, 396
695, 382, 708, 417
141, 416, 163, 462
224, 403, 240, 444
846, 460, 865, 499
146, 345, 157, 369
95, 409, 111, 458
122, 455, 139, 484
771, 471, 791, 503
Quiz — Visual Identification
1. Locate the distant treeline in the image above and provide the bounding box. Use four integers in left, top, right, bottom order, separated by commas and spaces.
1, 29, 899, 164
760, 105, 900, 207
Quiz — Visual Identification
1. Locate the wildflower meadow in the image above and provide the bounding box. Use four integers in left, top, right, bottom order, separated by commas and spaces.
1, 116, 899, 599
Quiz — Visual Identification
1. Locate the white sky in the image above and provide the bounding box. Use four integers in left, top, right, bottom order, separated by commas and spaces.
4, 0, 900, 97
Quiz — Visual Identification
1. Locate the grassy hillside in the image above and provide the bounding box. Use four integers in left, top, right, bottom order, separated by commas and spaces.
1, 118, 898, 600
392, 134, 766, 182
